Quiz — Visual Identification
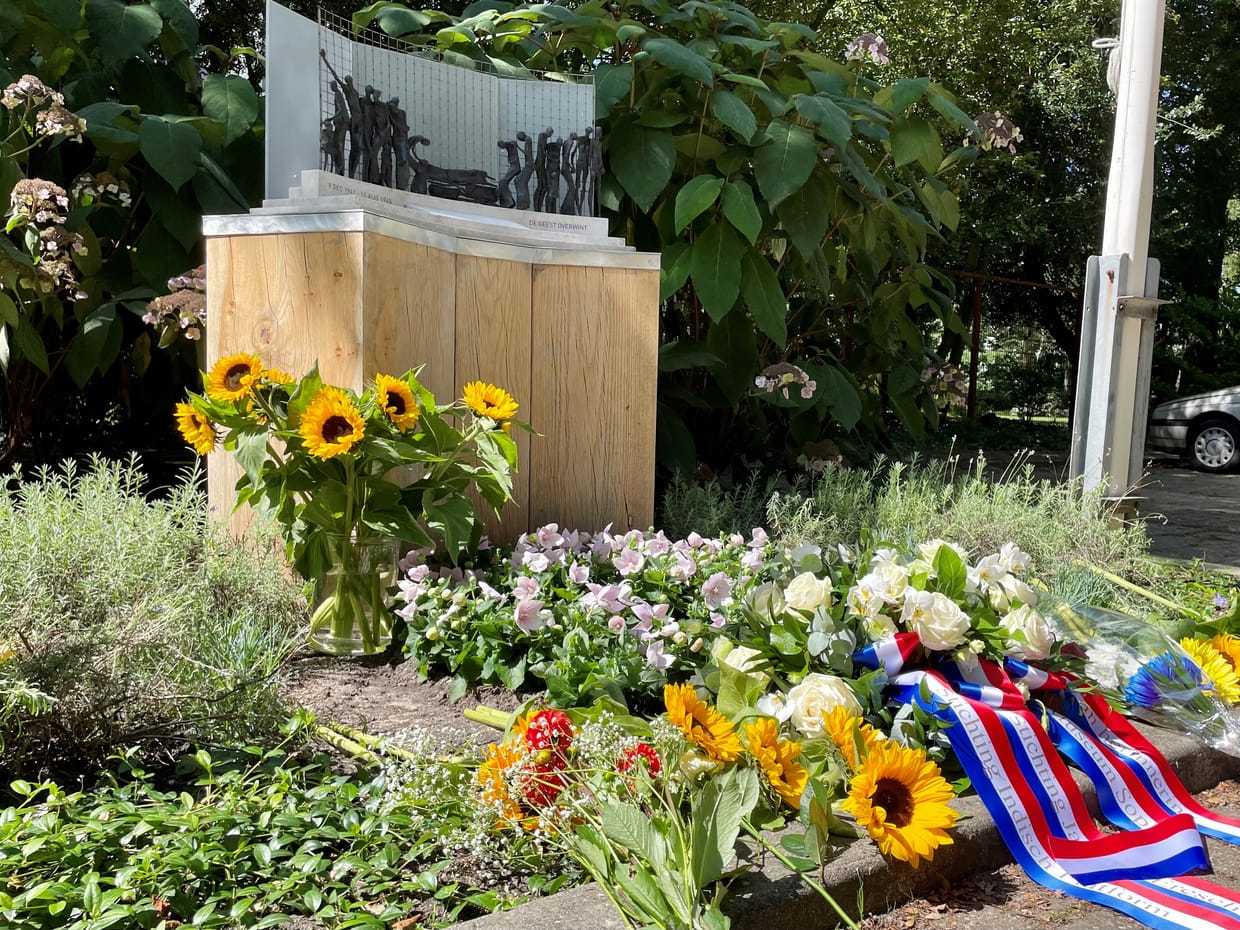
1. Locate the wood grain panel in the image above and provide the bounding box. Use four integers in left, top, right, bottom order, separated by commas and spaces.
528, 264, 657, 532
455, 254, 533, 541
207, 231, 364, 535
361, 233, 456, 401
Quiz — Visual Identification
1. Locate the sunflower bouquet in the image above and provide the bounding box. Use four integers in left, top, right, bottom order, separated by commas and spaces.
1050, 601, 1240, 756
177, 353, 525, 654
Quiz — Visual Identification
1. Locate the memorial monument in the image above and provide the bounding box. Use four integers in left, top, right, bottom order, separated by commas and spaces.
205, 2, 660, 541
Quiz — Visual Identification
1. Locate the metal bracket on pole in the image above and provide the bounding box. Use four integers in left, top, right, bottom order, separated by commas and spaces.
1069, 255, 1161, 501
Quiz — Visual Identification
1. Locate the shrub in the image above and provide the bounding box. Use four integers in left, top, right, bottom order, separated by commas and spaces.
669, 456, 1151, 581
0, 457, 304, 778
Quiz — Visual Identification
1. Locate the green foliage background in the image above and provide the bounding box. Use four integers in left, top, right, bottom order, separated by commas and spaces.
353, 0, 992, 475
0, 0, 262, 471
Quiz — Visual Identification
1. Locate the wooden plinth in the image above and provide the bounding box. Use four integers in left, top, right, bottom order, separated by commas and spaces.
204, 206, 659, 542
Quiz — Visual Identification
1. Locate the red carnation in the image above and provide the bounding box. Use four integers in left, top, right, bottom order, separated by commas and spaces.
617, 742, 661, 776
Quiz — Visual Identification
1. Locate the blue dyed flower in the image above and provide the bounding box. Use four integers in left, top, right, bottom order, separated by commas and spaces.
1124, 652, 1205, 708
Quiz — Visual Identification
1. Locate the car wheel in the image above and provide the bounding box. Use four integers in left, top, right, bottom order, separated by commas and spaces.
1188, 417, 1240, 472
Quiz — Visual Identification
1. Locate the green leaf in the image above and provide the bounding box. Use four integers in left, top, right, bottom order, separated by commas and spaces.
690, 222, 744, 320
707, 310, 758, 404
0, 293, 15, 327
86, 0, 164, 67
710, 88, 757, 141
813, 364, 862, 431
877, 77, 930, 114
927, 84, 978, 133
793, 94, 851, 147
234, 429, 269, 488
891, 117, 934, 168
150, 0, 199, 51
660, 241, 693, 301
570, 823, 613, 880
601, 803, 668, 871
139, 116, 203, 191
674, 175, 724, 232
77, 101, 140, 144
721, 180, 761, 244
643, 37, 715, 86
655, 403, 696, 478
65, 304, 121, 387
690, 767, 759, 888
659, 339, 720, 372
775, 172, 831, 258
12, 322, 48, 373
753, 119, 817, 208
595, 63, 633, 118
608, 120, 675, 212
202, 74, 260, 146
740, 252, 786, 346
423, 495, 477, 561
933, 544, 967, 600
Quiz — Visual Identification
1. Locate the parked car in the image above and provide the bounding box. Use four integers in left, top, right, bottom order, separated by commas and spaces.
1149, 386, 1240, 472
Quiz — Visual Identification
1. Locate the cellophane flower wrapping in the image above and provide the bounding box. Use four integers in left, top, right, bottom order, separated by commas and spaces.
1047, 600, 1240, 756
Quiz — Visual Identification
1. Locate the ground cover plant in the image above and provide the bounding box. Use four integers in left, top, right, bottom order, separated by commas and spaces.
0, 457, 304, 779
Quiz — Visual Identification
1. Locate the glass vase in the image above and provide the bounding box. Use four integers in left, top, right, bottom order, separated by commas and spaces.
309, 532, 399, 655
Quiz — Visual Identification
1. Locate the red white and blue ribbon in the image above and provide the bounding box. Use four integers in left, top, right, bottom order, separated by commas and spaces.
855, 635, 1240, 930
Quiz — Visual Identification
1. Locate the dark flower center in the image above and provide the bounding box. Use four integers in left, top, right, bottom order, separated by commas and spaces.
872, 777, 914, 827
321, 415, 355, 444
386, 393, 406, 415
224, 364, 250, 390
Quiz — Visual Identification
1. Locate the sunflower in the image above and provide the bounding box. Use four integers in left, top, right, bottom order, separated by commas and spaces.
1212, 634, 1240, 673
174, 402, 216, 455
375, 374, 419, 431
821, 706, 883, 772
463, 380, 519, 421
664, 683, 743, 762
206, 353, 263, 402
299, 387, 365, 458
744, 717, 808, 809
263, 366, 296, 385
842, 739, 958, 869
1181, 637, 1240, 704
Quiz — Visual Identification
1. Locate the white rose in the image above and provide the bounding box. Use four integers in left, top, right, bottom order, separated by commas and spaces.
999, 542, 1031, 574
902, 590, 971, 651
988, 573, 1039, 612
756, 691, 795, 722
786, 673, 861, 738
745, 582, 785, 621
847, 582, 882, 619
863, 613, 899, 641
784, 571, 834, 615
718, 642, 771, 688
869, 560, 910, 603
1002, 603, 1055, 660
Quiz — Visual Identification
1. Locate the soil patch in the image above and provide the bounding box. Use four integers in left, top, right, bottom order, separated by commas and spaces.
282, 649, 525, 741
